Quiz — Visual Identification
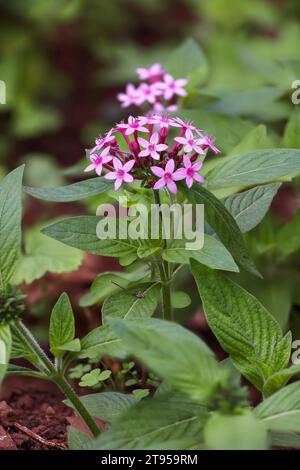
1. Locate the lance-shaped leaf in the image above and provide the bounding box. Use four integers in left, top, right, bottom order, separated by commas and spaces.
41, 216, 138, 258
191, 261, 292, 393
0, 166, 24, 291
206, 149, 300, 189
109, 318, 226, 402
254, 382, 300, 434
102, 282, 160, 323
24, 177, 113, 202
182, 184, 258, 275
65, 392, 136, 423
162, 234, 238, 272
89, 393, 207, 450
79, 323, 127, 360
49, 293, 75, 356
223, 183, 281, 233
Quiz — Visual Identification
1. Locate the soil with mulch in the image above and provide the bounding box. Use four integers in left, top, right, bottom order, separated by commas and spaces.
0, 378, 74, 450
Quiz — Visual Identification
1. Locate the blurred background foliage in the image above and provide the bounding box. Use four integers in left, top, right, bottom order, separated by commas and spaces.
1, 0, 300, 342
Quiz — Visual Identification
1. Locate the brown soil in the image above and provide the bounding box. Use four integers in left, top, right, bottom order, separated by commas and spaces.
0, 378, 73, 450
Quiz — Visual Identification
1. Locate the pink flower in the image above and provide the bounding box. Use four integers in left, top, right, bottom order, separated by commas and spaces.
148, 114, 180, 129
117, 83, 142, 108
84, 147, 112, 176
175, 129, 205, 154
136, 63, 164, 81
153, 102, 178, 114
117, 116, 149, 135
104, 158, 135, 191
138, 132, 168, 160
177, 155, 205, 188
138, 83, 161, 105
196, 133, 221, 154
91, 129, 115, 154
173, 117, 197, 131
151, 159, 185, 194
161, 74, 188, 100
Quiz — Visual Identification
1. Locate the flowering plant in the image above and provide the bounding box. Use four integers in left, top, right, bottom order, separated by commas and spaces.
117, 63, 188, 113
2, 51, 300, 451
85, 115, 219, 193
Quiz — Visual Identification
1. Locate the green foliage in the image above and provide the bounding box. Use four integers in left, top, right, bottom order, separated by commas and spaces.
13, 224, 83, 284
24, 177, 112, 202
79, 368, 111, 387
203, 411, 268, 450
102, 283, 160, 322
191, 262, 293, 395
183, 184, 258, 275
49, 293, 76, 357
0, 166, 24, 292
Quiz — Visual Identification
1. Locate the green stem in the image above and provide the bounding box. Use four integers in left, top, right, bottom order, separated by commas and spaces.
55, 374, 101, 438
153, 189, 173, 321
11, 321, 101, 438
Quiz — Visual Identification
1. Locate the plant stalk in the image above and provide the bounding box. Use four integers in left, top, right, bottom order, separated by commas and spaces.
11, 320, 101, 438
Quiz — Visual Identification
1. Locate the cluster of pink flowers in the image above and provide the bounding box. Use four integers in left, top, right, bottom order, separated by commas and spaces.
85, 115, 220, 194
117, 63, 188, 114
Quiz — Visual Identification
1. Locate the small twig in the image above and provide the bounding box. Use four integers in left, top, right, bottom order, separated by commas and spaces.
13, 422, 67, 450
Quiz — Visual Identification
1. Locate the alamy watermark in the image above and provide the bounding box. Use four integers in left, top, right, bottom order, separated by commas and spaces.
0, 80, 6, 104
96, 198, 205, 250
291, 80, 300, 105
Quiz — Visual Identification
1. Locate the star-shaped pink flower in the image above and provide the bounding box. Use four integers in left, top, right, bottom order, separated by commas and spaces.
104, 158, 135, 191
137, 83, 162, 105
176, 155, 205, 188
117, 83, 143, 108
136, 63, 164, 81
175, 129, 205, 154
161, 74, 188, 100
151, 159, 185, 194
117, 116, 149, 135
84, 147, 112, 176
138, 132, 168, 160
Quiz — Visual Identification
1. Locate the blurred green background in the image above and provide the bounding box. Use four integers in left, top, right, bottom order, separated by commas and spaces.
1, 0, 300, 342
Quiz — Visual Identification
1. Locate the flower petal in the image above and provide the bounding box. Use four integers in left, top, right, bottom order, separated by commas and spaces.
167, 180, 177, 194
151, 166, 165, 178
153, 178, 166, 190
123, 160, 135, 172
165, 159, 175, 173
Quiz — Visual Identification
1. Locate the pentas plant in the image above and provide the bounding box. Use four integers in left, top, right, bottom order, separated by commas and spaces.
117, 63, 188, 114
84, 115, 220, 193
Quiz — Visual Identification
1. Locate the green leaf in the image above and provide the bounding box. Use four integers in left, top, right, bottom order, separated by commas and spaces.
206, 149, 300, 190
10, 325, 40, 367
276, 212, 300, 257
79, 268, 150, 307
42, 216, 138, 258
254, 382, 300, 433
13, 224, 83, 284
166, 38, 209, 87
191, 261, 292, 392
68, 427, 92, 450
162, 234, 239, 272
171, 291, 191, 309
109, 318, 225, 402
56, 338, 81, 353
228, 125, 274, 157
262, 364, 300, 397
102, 283, 160, 323
0, 166, 24, 291
183, 184, 258, 275
223, 183, 281, 233
79, 323, 126, 360
178, 110, 254, 153
79, 368, 109, 387
204, 411, 268, 450
0, 325, 11, 381
24, 177, 113, 202
49, 293, 75, 356
89, 393, 207, 450
283, 110, 300, 148
65, 392, 136, 423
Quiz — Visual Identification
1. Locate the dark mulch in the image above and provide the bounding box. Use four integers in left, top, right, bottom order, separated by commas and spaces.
0, 379, 74, 450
